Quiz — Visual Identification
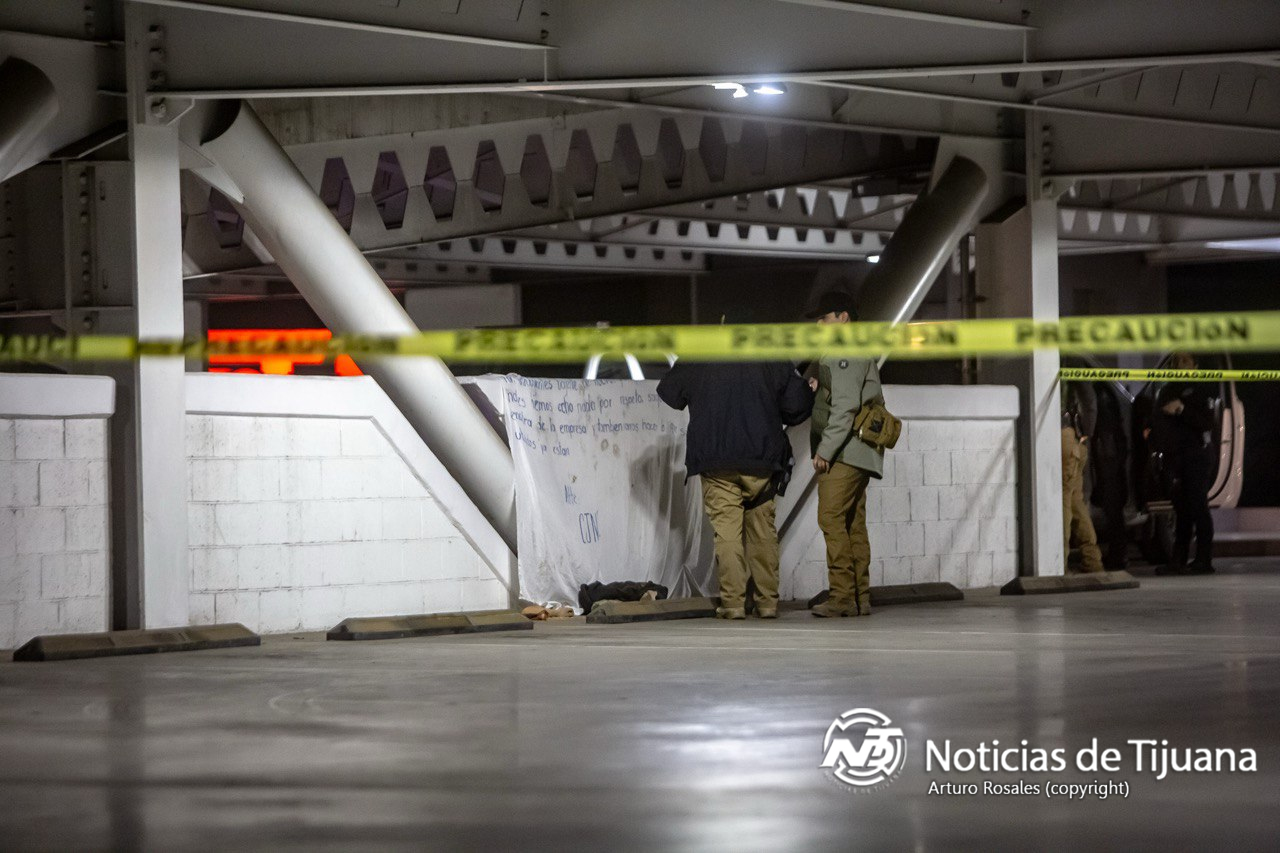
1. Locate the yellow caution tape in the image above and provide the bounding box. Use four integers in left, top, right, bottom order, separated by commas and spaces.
3, 311, 1280, 364
1060, 367, 1280, 382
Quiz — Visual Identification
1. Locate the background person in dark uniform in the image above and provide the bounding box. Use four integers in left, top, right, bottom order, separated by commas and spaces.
1152, 352, 1217, 574
658, 360, 813, 619
1062, 380, 1104, 573
1091, 382, 1130, 570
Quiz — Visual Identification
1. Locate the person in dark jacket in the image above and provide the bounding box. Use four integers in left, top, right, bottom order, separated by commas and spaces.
657, 361, 814, 619
1091, 383, 1130, 570
1152, 352, 1217, 574
1062, 381, 1104, 573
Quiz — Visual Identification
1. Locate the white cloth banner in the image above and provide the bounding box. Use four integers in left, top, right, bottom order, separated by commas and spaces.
497, 376, 713, 605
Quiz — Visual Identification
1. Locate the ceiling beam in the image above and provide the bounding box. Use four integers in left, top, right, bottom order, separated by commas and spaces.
810, 80, 1280, 135
512, 218, 890, 260
1030, 66, 1152, 103
129, 0, 552, 51
643, 191, 915, 230
148, 49, 1280, 99
522, 91, 1009, 142
183, 236, 707, 281
768, 0, 1031, 31
1047, 165, 1280, 181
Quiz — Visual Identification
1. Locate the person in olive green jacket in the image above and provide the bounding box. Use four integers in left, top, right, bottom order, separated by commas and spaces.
807, 291, 885, 617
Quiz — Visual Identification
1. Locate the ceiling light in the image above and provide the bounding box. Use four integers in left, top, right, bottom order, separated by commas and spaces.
1205, 238, 1280, 254
712, 82, 748, 99
867, 254, 881, 264
753, 83, 787, 96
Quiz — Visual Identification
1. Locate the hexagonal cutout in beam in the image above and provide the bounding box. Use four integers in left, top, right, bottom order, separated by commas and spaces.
424, 146, 457, 222
698, 118, 728, 183
520, 134, 552, 208
612, 124, 642, 194
566, 128, 598, 200
739, 122, 768, 177
473, 140, 506, 213
656, 118, 686, 189
319, 157, 355, 232
371, 151, 409, 230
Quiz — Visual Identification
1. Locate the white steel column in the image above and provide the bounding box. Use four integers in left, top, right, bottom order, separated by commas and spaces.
111, 7, 190, 627
129, 124, 190, 626
976, 198, 1064, 578
199, 101, 518, 550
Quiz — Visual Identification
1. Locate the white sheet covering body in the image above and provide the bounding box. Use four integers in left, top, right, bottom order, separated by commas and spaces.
496, 376, 713, 604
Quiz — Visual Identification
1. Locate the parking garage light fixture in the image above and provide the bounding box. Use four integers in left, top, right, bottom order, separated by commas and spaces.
712, 82, 787, 98
1205, 238, 1280, 255
867, 254, 881, 263
713, 82, 749, 98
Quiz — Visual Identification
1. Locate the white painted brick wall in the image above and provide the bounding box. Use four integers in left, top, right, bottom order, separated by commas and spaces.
785, 414, 1020, 599
186, 414, 508, 634
0, 417, 110, 650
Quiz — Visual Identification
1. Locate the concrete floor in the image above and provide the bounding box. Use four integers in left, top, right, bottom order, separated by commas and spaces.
2, 561, 1278, 852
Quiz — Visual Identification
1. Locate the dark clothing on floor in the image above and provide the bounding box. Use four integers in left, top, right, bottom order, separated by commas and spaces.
578, 581, 668, 614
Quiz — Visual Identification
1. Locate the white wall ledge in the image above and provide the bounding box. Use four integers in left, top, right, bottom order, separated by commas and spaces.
882, 384, 1019, 420
0, 374, 116, 418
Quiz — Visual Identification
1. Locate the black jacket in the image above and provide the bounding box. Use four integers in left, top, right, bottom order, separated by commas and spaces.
657, 361, 814, 478
1153, 382, 1215, 460
1062, 381, 1098, 437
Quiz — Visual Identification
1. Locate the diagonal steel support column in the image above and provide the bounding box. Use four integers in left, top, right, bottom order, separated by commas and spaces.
857, 156, 989, 323
199, 101, 518, 551
0, 57, 59, 184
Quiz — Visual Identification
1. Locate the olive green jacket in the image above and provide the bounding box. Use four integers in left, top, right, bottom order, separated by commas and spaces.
810, 355, 885, 478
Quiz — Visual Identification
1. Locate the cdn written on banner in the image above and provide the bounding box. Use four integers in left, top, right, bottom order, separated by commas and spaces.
496, 375, 714, 606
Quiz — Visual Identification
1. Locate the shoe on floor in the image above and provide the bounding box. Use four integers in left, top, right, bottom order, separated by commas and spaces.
811, 603, 856, 618
715, 606, 746, 620
755, 608, 778, 619
1188, 562, 1216, 574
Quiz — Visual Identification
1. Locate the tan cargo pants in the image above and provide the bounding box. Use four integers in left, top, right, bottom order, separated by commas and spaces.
816, 461, 872, 612
1062, 427, 1104, 572
700, 471, 779, 610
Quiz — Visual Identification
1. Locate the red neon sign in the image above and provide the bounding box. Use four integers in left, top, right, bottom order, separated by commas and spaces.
206, 329, 363, 376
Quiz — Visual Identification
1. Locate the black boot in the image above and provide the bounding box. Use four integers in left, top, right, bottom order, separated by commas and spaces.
1160, 545, 1189, 576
